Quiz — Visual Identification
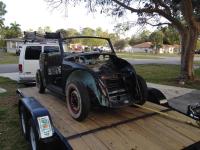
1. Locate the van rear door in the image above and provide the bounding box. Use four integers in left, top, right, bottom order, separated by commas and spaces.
23, 46, 42, 78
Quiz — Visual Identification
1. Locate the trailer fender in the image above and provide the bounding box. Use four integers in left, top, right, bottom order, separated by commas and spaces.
17, 90, 73, 150
147, 87, 167, 105
18, 97, 54, 140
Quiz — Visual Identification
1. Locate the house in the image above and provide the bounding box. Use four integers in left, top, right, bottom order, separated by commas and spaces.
158, 44, 180, 54
131, 42, 153, 53
124, 42, 180, 54
5, 38, 24, 53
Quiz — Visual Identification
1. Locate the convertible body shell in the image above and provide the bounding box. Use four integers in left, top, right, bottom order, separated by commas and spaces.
39, 36, 145, 108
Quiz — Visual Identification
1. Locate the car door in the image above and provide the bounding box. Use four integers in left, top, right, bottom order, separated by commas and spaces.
23, 46, 42, 79
43, 45, 62, 86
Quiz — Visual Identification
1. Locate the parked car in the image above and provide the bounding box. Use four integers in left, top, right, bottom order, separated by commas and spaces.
18, 42, 59, 84
36, 34, 148, 121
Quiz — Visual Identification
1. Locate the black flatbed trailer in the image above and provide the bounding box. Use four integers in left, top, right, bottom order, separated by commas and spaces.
17, 87, 200, 150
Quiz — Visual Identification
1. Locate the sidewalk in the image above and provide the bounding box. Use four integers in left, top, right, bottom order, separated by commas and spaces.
0, 72, 19, 81
147, 83, 195, 100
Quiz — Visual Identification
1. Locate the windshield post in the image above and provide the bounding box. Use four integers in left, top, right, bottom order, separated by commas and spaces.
58, 38, 64, 58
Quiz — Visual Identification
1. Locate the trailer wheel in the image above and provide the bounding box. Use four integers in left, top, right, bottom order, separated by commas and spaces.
36, 70, 45, 93
29, 119, 39, 150
136, 75, 148, 105
19, 105, 29, 140
66, 81, 90, 121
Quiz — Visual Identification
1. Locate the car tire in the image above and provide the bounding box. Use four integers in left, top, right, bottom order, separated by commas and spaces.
29, 119, 40, 150
136, 75, 148, 105
19, 106, 29, 140
66, 81, 91, 121
36, 70, 45, 93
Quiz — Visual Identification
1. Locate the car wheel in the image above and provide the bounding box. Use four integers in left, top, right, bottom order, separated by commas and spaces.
29, 119, 39, 150
36, 70, 45, 93
136, 75, 148, 105
66, 81, 91, 121
19, 106, 29, 140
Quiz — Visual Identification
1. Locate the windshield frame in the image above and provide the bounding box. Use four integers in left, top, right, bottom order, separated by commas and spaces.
59, 36, 115, 55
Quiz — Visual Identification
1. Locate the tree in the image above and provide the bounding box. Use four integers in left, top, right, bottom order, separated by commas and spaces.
10, 21, 20, 30
81, 27, 95, 36
114, 39, 126, 51
37, 26, 52, 34
160, 26, 180, 45
0, 1, 6, 28
2, 21, 22, 39
128, 36, 144, 46
66, 28, 79, 37
0, 1, 6, 48
138, 30, 151, 42
46, 0, 200, 81
149, 31, 164, 54
108, 33, 120, 43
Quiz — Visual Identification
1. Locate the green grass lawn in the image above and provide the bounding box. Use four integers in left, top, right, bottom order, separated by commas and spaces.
0, 52, 18, 64
0, 77, 28, 150
135, 64, 200, 90
116, 52, 162, 59
194, 61, 200, 65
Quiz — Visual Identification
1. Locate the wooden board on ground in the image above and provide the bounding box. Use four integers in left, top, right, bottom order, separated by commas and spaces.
19, 87, 200, 150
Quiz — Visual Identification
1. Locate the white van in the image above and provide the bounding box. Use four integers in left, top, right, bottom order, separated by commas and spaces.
18, 42, 59, 84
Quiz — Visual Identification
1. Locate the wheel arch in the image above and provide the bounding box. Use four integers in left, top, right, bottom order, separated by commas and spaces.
65, 69, 103, 105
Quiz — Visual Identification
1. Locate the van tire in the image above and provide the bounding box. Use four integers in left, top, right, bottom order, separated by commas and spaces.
36, 70, 45, 93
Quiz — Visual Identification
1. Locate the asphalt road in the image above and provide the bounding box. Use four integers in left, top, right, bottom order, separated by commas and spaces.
127, 56, 200, 65
1, 56, 200, 73
0, 64, 18, 73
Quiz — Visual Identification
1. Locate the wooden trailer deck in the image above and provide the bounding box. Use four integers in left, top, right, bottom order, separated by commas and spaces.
19, 87, 200, 150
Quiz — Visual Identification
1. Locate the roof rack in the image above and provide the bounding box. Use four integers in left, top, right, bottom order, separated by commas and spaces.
45, 32, 63, 39
23, 32, 63, 43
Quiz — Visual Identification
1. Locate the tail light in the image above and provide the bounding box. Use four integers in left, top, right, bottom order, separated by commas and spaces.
18, 64, 23, 73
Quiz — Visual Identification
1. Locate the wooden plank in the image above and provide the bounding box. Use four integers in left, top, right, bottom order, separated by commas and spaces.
89, 108, 194, 150
19, 87, 200, 150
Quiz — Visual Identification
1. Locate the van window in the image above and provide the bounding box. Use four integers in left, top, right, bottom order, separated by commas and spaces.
44, 46, 59, 53
25, 46, 42, 60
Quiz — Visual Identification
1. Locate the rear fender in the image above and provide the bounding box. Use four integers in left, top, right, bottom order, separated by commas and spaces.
66, 70, 109, 106
147, 87, 167, 104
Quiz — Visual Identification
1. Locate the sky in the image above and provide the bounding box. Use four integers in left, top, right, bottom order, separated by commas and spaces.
1, 0, 150, 37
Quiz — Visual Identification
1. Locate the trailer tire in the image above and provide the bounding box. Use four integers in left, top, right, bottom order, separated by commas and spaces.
136, 75, 148, 105
19, 105, 29, 140
36, 70, 45, 93
29, 119, 40, 150
66, 81, 90, 121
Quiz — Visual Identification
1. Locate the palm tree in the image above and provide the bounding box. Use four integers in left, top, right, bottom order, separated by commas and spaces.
0, 1, 7, 28
10, 21, 21, 32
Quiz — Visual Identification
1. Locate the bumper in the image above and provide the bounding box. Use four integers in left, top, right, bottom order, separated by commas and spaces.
18, 76, 36, 84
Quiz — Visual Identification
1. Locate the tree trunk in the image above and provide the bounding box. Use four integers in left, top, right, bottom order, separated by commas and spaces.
180, 27, 199, 81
